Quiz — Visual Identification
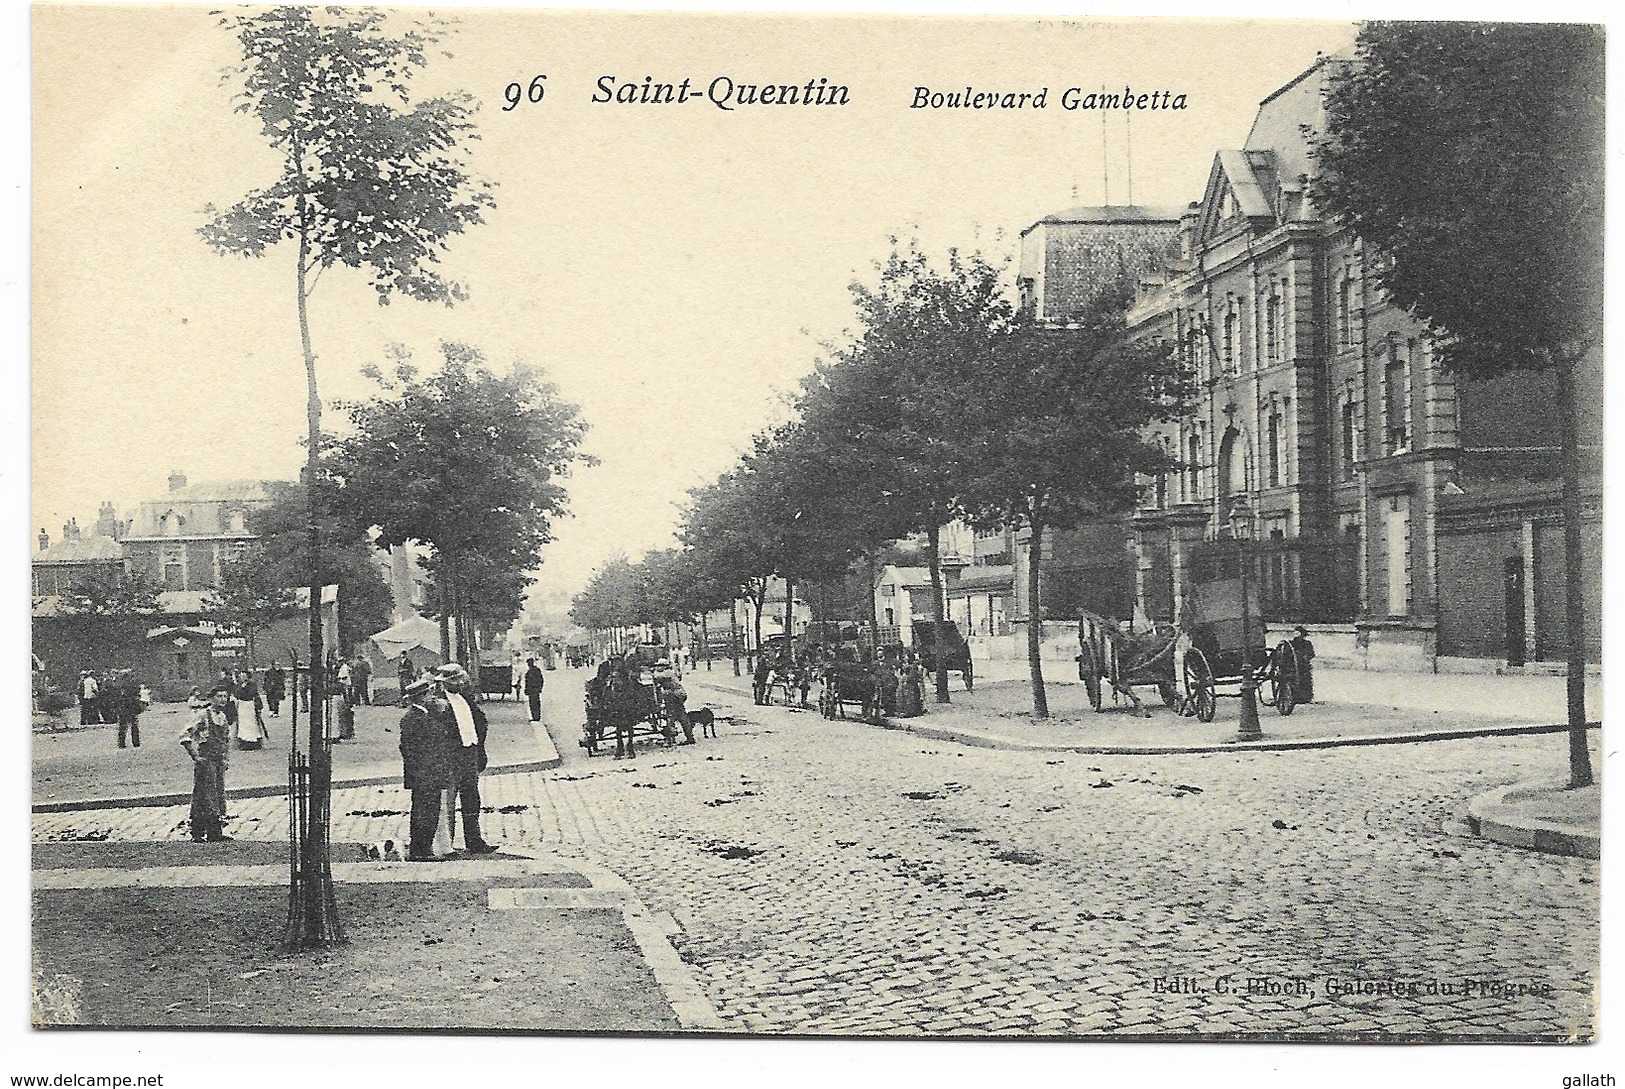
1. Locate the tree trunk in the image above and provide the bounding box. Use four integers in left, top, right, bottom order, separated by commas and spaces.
750, 586, 764, 666
1558, 353, 1593, 788
1026, 516, 1049, 718
729, 599, 741, 677
926, 525, 951, 704
783, 578, 795, 654
865, 551, 880, 651
701, 611, 712, 671
285, 180, 342, 950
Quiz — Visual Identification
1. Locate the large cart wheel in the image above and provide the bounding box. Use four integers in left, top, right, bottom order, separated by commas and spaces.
962, 658, 974, 692
1268, 643, 1298, 716
1184, 648, 1216, 723
1079, 646, 1103, 712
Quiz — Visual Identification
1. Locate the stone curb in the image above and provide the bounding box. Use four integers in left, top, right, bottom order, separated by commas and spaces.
32, 752, 563, 815
1463, 781, 1600, 859
687, 678, 1598, 756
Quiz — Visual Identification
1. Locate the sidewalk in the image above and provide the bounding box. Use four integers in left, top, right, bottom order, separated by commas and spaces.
31, 840, 716, 1031
1461, 779, 1601, 860
688, 662, 1600, 755
33, 697, 560, 812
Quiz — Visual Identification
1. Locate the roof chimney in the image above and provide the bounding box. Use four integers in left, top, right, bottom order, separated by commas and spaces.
168, 470, 187, 493
62, 517, 81, 542
37, 528, 48, 553
96, 501, 120, 540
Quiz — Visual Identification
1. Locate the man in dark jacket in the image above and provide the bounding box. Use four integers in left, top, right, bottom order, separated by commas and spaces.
263, 664, 286, 718
523, 658, 545, 723
398, 676, 450, 861
432, 664, 498, 854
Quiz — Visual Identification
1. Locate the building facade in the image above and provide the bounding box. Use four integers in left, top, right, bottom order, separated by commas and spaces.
1125, 57, 1600, 670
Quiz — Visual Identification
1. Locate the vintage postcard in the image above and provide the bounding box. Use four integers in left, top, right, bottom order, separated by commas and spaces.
23, 0, 1608, 1079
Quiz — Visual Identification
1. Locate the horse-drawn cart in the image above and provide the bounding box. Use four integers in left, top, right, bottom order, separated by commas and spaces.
1075, 576, 1300, 722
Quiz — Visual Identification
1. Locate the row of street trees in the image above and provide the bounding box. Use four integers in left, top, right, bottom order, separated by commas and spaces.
577, 242, 1193, 717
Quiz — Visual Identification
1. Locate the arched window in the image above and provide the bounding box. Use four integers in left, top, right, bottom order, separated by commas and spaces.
1218, 427, 1247, 499
1267, 410, 1283, 487
1186, 431, 1202, 501
162, 511, 182, 537
1337, 275, 1353, 347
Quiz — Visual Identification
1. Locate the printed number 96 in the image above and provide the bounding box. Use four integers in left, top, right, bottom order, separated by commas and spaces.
503, 75, 547, 111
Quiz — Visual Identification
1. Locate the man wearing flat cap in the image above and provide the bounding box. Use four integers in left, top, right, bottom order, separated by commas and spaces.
431, 663, 499, 854
398, 675, 451, 861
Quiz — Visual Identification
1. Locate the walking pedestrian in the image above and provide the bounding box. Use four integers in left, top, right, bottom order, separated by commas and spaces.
181, 683, 233, 842
523, 657, 545, 723
77, 670, 100, 726
264, 663, 286, 718
337, 658, 353, 705
431, 664, 498, 854
398, 675, 451, 861
1290, 626, 1317, 704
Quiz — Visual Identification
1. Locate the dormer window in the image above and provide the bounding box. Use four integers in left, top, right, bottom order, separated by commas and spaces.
227, 509, 247, 534
162, 511, 183, 537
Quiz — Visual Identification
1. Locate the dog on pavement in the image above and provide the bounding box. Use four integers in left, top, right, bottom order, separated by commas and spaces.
689, 706, 716, 739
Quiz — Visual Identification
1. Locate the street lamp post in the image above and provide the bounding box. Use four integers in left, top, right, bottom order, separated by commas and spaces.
1230, 501, 1263, 742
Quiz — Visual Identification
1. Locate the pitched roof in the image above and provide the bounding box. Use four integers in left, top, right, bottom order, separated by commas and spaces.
35, 536, 124, 564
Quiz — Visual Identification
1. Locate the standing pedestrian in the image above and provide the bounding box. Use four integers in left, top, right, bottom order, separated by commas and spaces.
1290, 626, 1317, 705
232, 669, 268, 749
351, 655, 373, 705
523, 657, 545, 723
337, 658, 353, 705
431, 664, 498, 854
181, 683, 233, 842
264, 663, 286, 718
113, 670, 143, 749
77, 671, 100, 726
397, 653, 416, 694
398, 676, 451, 861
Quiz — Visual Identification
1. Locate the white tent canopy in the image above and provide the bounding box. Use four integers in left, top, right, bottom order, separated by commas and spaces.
367, 614, 443, 665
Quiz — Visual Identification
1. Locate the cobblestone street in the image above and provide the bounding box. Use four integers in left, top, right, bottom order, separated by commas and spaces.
33, 668, 1599, 1039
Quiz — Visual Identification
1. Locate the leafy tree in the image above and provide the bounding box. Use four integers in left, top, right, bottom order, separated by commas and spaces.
254, 483, 396, 654
679, 469, 782, 660
200, 6, 493, 948
958, 289, 1190, 716
794, 241, 1008, 700
55, 568, 163, 618
1313, 21, 1603, 786
327, 342, 594, 666
570, 554, 642, 656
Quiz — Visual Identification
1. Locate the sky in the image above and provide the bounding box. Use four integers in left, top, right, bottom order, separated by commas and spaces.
34, 8, 1365, 613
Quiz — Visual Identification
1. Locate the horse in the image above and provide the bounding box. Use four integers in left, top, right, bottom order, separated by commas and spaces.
818, 661, 882, 723
603, 662, 659, 758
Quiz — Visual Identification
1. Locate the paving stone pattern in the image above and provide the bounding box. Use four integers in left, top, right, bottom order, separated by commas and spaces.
33, 678, 1597, 1039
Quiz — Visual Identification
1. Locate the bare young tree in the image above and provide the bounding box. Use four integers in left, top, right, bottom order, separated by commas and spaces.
200, 6, 494, 948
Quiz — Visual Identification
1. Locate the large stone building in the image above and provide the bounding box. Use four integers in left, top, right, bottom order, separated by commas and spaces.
1124, 57, 1600, 670
119, 472, 278, 599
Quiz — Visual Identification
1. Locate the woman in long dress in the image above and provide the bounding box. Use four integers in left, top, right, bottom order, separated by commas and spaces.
232, 669, 268, 749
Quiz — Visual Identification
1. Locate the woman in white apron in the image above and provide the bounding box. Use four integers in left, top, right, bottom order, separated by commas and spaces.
233, 670, 268, 749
